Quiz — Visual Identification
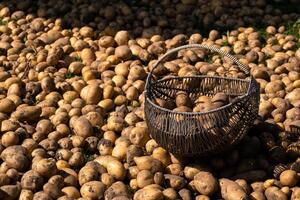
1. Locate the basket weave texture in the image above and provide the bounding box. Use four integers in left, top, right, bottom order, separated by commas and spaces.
145, 44, 260, 156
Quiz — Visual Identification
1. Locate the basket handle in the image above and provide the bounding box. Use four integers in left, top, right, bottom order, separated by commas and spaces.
146, 44, 250, 88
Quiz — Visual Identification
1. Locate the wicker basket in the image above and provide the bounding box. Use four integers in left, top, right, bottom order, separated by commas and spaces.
144, 44, 260, 156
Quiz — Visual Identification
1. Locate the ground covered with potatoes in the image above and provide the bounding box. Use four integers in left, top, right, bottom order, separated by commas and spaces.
0, 0, 300, 199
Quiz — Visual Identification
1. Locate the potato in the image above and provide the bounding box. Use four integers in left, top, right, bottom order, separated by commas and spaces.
129, 126, 150, 147
0, 184, 21, 199
33, 158, 57, 177
115, 31, 129, 46
0, 145, 29, 171
152, 147, 171, 167
68, 152, 85, 167
291, 188, 300, 200
78, 165, 100, 186
12, 105, 42, 122
62, 186, 81, 199
265, 186, 288, 200
80, 181, 105, 200
43, 182, 63, 199
0, 98, 15, 113
279, 170, 299, 187
33, 191, 53, 200
105, 181, 132, 200
107, 116, 125, 132
220, 178, 247, 200
101, 173, 115, 187
175, 92, 192, 107
19, 189, 34, 200
184, 165, 204, 180
126, 145, 144, 166
115, 45, 132, 60
80, 84, 102, 105
133, 187, 164, 200
73, 116, 93, 138
250, 191, 266, 200
107, 159, 126, 181
163, 188, 178, 200
137, 170, 154, 188
0, 173, 9, 186
164, 174, 187, 190
134, 156, 163, 173
145, 139, 159, 153
193, 172, 218, 196
1, 131, 19, 147
21, 170, 44, 191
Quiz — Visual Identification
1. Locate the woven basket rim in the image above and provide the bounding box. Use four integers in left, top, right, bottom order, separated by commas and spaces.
145, 75, 257, 116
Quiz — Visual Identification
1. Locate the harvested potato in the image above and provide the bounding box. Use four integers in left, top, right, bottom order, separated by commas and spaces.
279, 170, 299, 187
80, 181, 105, 200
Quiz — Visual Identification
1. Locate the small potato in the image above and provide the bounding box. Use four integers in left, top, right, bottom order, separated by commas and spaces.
164, 174, 187, 190
184, 165, 204, 180
145, 139, 159, 153
166, 164, 183, 176
101, 173, 115, 187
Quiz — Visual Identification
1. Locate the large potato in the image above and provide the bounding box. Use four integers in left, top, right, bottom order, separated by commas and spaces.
12, 105, 42, 122
193, 172, 218, 196
219, 178, 247, 200
21, 170, 44, 192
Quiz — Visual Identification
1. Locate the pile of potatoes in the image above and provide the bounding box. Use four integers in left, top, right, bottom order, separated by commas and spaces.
155, 92, 235, 112
0, 0, 299, 200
